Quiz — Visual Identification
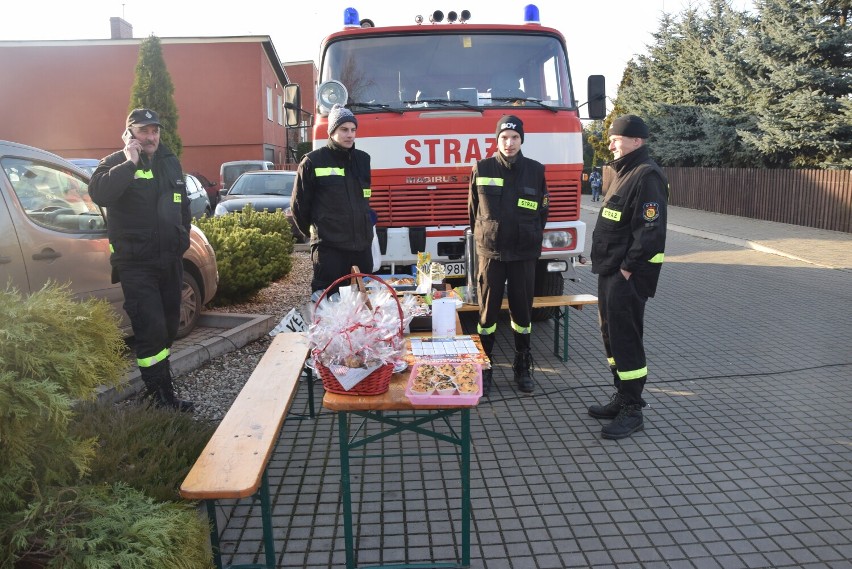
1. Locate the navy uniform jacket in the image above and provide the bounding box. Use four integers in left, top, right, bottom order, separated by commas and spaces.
468, 151, 549, 262
591, 145, 668, 298
290, 142, 373, 252
89, 145, 190, 266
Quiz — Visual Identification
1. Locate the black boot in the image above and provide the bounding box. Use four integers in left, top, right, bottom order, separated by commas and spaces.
145, 360, 195, 412
601, 403, 644, 439
600, 376, 646, 439
512, 332, 534, 394
479, 334, 495, 397
481, 368, 493, 397
588, 391, 623, 419
588, 367, 622, 418
157, 377, 195, 413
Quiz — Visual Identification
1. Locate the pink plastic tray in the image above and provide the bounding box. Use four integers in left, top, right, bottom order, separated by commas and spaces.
405, 362, 482, 406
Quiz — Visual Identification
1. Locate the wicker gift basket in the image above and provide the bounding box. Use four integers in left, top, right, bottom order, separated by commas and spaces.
310, 271, 404, 396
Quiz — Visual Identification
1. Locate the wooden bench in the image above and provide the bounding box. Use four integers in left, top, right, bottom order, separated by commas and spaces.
180, 332, 311, 569
458, 294, 599, 361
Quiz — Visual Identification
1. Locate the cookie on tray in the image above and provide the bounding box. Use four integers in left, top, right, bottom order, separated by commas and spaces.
410, 379, 434, 394
437, 363, 456, 377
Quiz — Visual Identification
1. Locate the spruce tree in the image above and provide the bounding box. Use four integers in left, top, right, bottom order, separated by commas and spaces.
692, 0, 764, 167
617, 5, 758, 167
616, 11, 717, 166
739, 0, 852, 168
129, 35, 182, 158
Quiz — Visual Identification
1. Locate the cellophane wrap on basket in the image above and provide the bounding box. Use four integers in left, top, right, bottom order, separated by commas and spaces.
308, 287, 415, 388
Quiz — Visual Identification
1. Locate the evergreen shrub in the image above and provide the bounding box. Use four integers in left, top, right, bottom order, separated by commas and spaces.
194, 206, 294, 303
0, 284, 212, 568
4, 483, 212, 569
0, 283, 128, 512
71, 401, 215, 503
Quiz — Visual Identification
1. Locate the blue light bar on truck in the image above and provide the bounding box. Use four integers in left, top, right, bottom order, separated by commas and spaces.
524, 4, 541, 24
344, 7, 360, 28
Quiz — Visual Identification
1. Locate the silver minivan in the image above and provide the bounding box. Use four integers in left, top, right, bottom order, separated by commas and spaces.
219, 160, 275, 193
0, 140, 219, 338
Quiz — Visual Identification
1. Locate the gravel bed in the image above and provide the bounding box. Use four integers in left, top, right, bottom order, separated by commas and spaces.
176, 250, 314, 424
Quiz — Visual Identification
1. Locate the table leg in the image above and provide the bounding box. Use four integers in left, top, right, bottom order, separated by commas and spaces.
461, 409, 471, 566
552, 307, 570, 362
333, 408, 472, 568
338, 412, 356, 569
205, 500, 223, 569
259, 471, 276, 569
306, 366, 315, 418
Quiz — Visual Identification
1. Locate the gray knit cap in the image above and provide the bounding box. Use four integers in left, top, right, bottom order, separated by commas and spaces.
327, 104, 357, 136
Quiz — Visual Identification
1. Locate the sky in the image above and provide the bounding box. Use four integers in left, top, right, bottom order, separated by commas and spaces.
3, 1, 753, 114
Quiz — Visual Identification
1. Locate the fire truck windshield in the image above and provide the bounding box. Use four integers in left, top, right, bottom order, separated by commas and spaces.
321, 31, 574, 110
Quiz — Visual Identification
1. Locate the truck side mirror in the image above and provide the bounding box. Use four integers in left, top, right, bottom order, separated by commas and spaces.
587, 75, 606, 120
284, 84, 301, 127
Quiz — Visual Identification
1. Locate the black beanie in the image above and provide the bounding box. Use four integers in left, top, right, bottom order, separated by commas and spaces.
496, 115, 524, 143
608, 114, 649, 138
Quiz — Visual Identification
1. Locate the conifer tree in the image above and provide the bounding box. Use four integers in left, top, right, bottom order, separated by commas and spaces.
698, 0, 764, 167
739, 0, 852, 168
129, 35, 182, 158
617, 6, 757, 167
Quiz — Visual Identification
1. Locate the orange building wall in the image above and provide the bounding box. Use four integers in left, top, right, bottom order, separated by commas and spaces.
0, 39, 289, 186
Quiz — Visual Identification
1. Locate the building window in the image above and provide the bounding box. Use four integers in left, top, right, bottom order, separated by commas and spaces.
267, 86, 273, 121
277, 94, 283, 125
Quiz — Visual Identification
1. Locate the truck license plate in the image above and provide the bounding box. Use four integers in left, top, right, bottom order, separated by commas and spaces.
442, 262, 466, 278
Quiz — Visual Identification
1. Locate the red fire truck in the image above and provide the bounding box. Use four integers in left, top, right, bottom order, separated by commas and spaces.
285, 5, 606, 303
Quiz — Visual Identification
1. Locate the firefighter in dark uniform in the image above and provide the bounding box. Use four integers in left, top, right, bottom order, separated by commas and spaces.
89, 108, 194, 411
291, 104, 373, 299
469, 115, 549, 396
589, 114, 668, 439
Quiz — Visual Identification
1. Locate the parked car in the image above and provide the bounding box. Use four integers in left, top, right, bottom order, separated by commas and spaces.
0, 140, 218, 339
192, 171, 219, 206
215, 170, 303, 242
66, 158, 99, 176
220, 160, 275, 192
184, 173, 213, 219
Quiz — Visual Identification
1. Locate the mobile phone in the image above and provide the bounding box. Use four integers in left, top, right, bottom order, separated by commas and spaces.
123, 129, 149, 168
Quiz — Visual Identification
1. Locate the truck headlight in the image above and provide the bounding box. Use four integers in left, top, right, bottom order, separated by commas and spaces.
317, 80, 349, 115
542, 230, 574, 249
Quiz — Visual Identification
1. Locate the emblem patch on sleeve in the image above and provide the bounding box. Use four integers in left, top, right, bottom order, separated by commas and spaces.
643, 202, 660, 222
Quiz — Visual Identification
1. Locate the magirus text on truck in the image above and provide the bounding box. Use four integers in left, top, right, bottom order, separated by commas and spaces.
284, 4, 606, 313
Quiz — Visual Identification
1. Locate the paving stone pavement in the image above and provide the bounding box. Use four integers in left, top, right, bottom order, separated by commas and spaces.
197, 197, 852, 569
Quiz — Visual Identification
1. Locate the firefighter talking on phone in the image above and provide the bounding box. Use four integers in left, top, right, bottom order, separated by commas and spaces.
89, 108, 194, 412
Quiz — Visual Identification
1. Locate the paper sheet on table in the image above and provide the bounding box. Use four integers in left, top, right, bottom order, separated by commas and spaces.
327, 361, 385, 391
430, 297, 456, 337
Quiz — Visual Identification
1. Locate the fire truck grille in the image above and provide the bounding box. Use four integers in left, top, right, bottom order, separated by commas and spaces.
370, 183, 580, 226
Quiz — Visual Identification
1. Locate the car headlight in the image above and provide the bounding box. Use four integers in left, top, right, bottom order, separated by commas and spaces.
214, 203, 228, 216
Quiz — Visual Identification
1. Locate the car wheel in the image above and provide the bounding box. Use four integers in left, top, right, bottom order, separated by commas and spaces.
532, 262, 564, 321
177, 271, 202, 339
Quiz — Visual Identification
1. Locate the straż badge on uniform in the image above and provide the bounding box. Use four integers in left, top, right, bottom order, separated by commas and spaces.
643, 202, 659, 222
